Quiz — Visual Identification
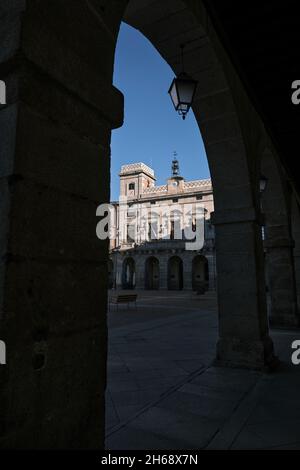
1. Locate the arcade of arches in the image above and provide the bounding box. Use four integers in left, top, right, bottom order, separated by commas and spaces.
110, 254, 209, 292
0, 0, 299, 449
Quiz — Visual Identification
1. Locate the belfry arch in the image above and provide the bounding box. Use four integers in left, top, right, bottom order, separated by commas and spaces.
0, 0, 292, 449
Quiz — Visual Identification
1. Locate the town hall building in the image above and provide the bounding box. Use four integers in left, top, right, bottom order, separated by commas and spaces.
109, 158, 216, 291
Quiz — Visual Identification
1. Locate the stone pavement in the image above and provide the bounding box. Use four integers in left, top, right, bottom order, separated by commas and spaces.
105, 290, 300, 450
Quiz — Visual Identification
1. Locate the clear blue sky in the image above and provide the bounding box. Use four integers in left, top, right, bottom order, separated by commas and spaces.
111, 22, 210, 201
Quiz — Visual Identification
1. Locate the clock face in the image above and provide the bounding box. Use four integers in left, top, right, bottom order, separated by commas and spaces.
172, 181, 178, 187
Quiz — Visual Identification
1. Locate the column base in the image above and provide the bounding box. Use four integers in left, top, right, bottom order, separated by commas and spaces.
215, 335, 279, 371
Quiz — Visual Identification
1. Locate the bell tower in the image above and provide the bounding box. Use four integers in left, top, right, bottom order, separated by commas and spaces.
167, 152, 185, 193
119, 163, 156, 199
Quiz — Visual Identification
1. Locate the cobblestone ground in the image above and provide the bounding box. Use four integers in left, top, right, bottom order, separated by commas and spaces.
105, 290, 300, 450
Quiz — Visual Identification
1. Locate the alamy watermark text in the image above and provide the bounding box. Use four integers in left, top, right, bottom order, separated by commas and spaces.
96, 197, 206, 251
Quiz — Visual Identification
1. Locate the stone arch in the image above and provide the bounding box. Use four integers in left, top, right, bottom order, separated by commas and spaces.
192, 255, 209, 292
0, 0, 283, 448
121, 0, 274, 368
168, 256, 183, 290
122, 257, 136, 289
12, 0, 273, 368
123, 0, 256, 212
145, 256, 160, 290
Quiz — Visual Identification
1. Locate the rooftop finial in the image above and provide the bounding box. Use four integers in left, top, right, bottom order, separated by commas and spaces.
172, 151, 180, 177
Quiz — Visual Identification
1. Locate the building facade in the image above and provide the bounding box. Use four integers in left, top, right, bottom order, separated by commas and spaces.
109, 159, 216, 291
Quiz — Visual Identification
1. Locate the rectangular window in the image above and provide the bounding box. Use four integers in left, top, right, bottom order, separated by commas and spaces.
127, 224, 135, 243
148, 222, 158, 240
170, 220, 175, 240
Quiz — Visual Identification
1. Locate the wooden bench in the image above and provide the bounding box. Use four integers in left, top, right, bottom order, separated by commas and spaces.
109, 293, 137, 311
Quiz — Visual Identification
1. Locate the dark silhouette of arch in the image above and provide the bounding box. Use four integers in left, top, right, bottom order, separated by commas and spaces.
192, 255, 209, 292
145, 257, 160, 290
168, 256, 183, 290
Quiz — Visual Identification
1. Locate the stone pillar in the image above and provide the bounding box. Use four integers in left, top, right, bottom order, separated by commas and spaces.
265, 226, 299, 328
115, 254, 124, 289
183, 253, 193, 290
160, 254, 168, 290
0, 1, 124, 449
207, 253, 216, 290
212, 208, 276, 370
135, 255, 144, 290
291, 195, 300, 310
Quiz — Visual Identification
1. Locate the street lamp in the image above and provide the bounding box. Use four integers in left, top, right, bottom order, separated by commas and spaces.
259, 175, 268, 241
168, 45, 198, 120
259, 174, 268, 193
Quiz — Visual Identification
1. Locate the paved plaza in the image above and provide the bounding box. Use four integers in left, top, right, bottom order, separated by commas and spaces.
105, 290, 300, 450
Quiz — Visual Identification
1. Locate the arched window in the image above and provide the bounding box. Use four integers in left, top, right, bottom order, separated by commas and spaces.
167, 256, 183, 290
192, 255, 209, 292
145, 257, 160, 290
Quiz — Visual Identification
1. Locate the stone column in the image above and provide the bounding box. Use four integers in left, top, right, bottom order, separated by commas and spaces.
115, 254, 124, 289
0, 1, 124, 449
183, 252, 193, 290
212, 207, 276, 370
291, 195, 300, 310
206, 253, 216, 290
135, 255, 144, 290
159, 253, 169, 290
265, 226, 299, 328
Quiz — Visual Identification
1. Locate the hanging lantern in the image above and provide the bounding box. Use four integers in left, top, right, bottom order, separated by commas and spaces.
168, 45, 198, 120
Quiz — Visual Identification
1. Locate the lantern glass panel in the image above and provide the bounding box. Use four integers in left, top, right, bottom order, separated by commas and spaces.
177, 79, 195, 104
169, 80, 179, 109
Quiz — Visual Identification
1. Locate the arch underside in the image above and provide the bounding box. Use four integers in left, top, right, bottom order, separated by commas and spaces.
124, 0, 255, 212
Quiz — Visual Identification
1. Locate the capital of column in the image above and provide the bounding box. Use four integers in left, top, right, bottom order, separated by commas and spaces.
211, 207, 262, 226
